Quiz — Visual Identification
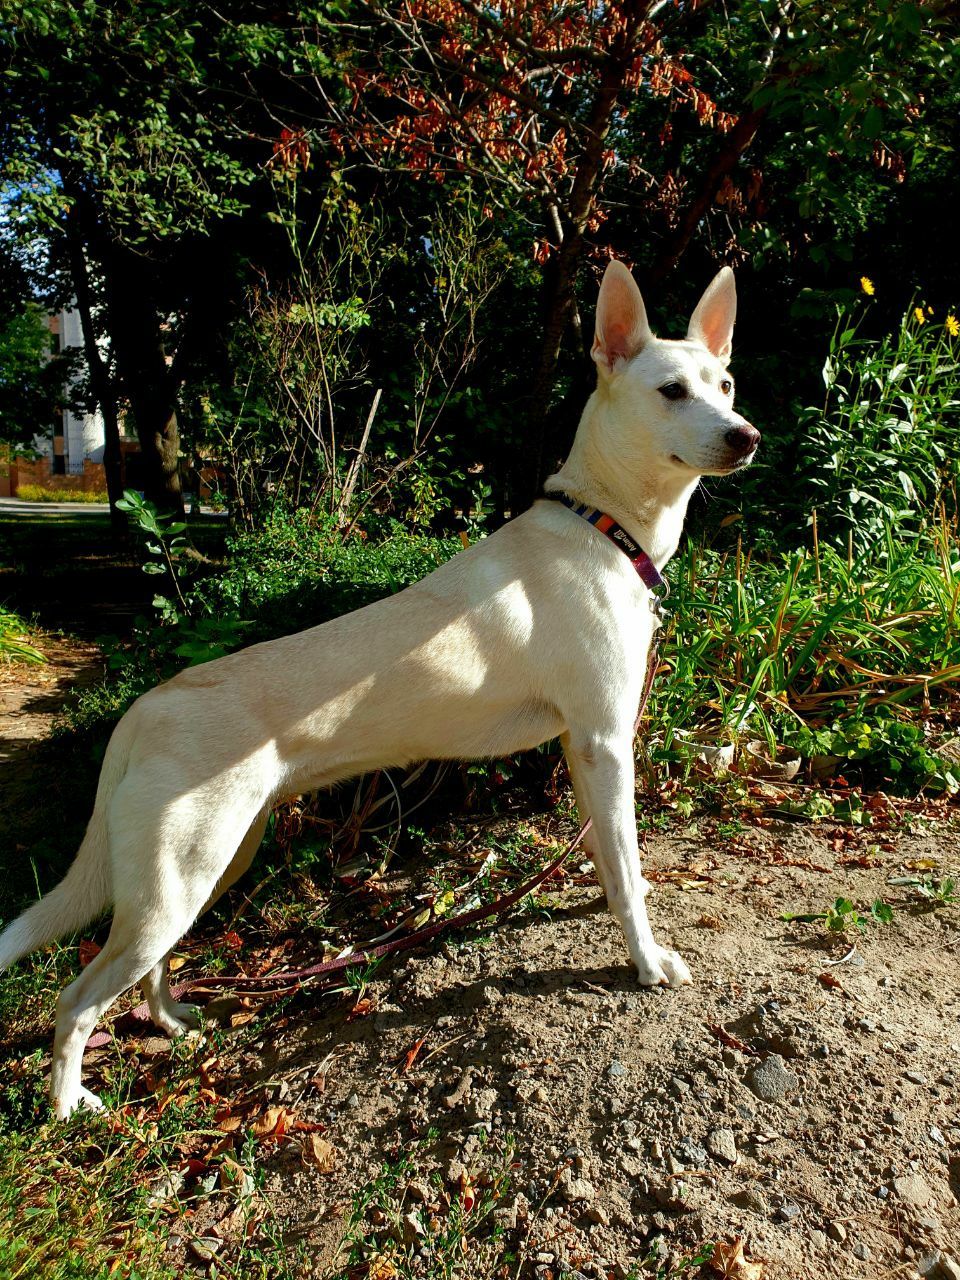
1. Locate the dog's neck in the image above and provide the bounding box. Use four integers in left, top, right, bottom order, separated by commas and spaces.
546, 389, 700, 570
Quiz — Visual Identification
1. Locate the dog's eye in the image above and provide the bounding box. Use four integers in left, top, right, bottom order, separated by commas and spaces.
720, 379, 733, 395
658, 382, 686, 401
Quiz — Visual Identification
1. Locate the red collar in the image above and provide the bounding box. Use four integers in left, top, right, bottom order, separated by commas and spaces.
542, 491, 669, 597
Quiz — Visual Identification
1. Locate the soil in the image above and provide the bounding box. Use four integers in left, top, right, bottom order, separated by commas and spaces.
0, 636, 103, 764
3, 637, 960, 1279
240, 816, 960, 1279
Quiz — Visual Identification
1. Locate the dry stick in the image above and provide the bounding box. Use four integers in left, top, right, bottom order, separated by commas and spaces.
338, 387, 382, 523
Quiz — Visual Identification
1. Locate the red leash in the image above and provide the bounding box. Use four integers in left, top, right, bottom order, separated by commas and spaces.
85, 634, 663, 1051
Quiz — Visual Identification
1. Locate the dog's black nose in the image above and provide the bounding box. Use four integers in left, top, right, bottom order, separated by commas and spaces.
724, 424, 761, 456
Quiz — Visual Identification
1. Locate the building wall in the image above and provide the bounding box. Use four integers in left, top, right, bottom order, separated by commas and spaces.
57, 308, 105, 473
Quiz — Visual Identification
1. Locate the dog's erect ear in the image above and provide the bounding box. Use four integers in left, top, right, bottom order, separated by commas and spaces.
687, 267, 736, 364
592, 260, 652, 373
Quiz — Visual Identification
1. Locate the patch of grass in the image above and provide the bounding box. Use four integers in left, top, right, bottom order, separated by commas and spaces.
654, 522, 960, 794
0, 995, 318, 1280
16, 484, 108, 503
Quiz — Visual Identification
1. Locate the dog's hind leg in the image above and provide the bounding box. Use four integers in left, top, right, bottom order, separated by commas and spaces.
565, 727, 691, 988
140, 805, 272, 1038
50, 897, 200, 1119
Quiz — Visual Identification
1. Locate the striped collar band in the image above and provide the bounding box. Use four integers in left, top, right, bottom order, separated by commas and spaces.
544, 491, 668, 595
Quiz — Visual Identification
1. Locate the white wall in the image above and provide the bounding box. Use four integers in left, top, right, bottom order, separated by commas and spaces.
58, 307, 105, 472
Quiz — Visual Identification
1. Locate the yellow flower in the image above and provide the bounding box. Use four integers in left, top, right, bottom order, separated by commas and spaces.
914, 306, 926, 325
946, 314, 959, 337
860, 276, 875, 296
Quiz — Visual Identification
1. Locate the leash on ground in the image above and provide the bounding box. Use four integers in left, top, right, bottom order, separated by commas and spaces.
85, 634, 663, 1051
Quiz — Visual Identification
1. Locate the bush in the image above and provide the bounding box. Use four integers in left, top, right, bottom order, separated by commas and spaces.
65, 508, 462, 733
798, 301, 959, 552
203, 508, 462, 640
16, 484, 107, 503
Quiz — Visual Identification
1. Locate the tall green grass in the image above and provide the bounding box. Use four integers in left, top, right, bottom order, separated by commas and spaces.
653, 517, 959, 787
0, 606, 44, 664
799, 301, 959, 551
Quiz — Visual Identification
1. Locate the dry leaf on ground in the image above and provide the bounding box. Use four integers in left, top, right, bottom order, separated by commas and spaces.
302, 1134, 337, 1173
711, 1237, 764, 1279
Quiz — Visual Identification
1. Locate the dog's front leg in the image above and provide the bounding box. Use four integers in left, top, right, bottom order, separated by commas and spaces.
560, 731, 599, 860
567, 730, 691, 988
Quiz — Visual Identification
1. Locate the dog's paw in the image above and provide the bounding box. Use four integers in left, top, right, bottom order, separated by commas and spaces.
634, 946, 692, 988
154, 1002, 202, 1038
54, 1085, 106, 1121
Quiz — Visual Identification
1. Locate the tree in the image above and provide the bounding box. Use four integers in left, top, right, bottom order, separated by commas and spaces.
323, 0, 959, 497
0, 1, 310, 513
0, 304, 64, 447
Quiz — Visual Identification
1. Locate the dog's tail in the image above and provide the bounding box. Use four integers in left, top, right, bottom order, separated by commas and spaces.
0, 714, 132, 973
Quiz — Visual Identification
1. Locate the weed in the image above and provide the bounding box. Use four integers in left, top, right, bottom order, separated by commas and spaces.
888, 872, 958, 907
0, 605, 44, 664
781, 895, 895, 933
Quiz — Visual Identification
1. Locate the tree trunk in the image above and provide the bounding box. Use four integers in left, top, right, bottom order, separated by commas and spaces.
103, 252, 185, 517
63, 211, 126, 539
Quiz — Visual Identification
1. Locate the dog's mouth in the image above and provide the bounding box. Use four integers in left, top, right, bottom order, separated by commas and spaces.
671, 447, 758, 475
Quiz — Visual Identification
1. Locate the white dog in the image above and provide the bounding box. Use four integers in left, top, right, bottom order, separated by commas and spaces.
0, 261, 759, 1118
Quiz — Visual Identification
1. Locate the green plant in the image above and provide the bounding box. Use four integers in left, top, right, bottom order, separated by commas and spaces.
0, 605, 44, 664
116, 488, 193, 620
800, 302, 959, 552
888, 873, 958, 908
781, 895, 894, 933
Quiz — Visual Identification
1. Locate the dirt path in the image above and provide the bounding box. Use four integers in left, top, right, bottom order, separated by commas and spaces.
229, 817, 960, 1280
0, 636, 103, 761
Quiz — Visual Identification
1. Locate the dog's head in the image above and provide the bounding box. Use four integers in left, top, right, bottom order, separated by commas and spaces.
590, 260, 760, 478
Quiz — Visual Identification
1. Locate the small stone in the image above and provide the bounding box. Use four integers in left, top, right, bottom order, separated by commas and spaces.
853, 1242, 871, 1262
929, 1126, 946, 1146
669, 1076, 690, 1097
607, 1060, 627, 1078
809, 1230, 829, 1250
401, 1211, 424, 1244
706, 1128, 738, 1165
893, 1173, 935, 1207
745, 1055, 800, 1104
776, 1200, 801, 1223
918, 1251, 960, 1280
586, 1203, 609, 1225
673, 1137, 709, 1168
189, 1237, 222, 1263
730, 1187, 768, 1215
905, 1070, 928, 1085
827, 1221, 847, 1243
560, 1174, 596, 1203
